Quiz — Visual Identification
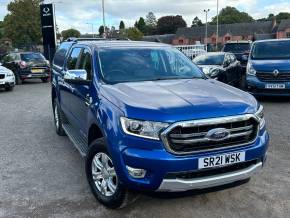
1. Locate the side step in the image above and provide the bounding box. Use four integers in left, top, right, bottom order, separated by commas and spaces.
62, 123, 88, 157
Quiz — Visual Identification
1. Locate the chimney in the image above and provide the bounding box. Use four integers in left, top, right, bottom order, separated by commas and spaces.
271, 17, 277, 32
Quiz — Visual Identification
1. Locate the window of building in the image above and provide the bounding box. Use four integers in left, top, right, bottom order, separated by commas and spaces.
212, 37, 216, 44
286, 32, 290, 38
178, 39, 184, 44
225, 36, 231, 41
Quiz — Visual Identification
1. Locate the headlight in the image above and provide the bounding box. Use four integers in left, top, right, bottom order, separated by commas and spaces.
202, 67, 210, 75
210, 69, 219, 77
120, 117, 169, 140
255, 105, 265, 129
6, 71, 14, 77
247, 62, 256, 76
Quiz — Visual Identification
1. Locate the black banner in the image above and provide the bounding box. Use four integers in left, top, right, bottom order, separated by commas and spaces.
40, 4, 56, 62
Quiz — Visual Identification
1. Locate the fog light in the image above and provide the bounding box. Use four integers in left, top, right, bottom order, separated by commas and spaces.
126, 166, 146, 178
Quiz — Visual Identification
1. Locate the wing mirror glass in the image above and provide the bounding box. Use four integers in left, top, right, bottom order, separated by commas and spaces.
64, 69, 91, 85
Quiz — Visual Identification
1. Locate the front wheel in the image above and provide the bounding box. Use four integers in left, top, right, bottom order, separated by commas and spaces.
15, 73, 22, 85
5, 86, 14, 91
86, 138, 137, 209
53, 100, 66, 136
41, 77, 49, 83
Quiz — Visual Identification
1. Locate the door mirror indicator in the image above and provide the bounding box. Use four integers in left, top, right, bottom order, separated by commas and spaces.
64, 69, 91, 85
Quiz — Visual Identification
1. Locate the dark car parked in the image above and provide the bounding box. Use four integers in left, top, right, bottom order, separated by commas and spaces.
0, 52, 50, 84
222, 41, 252, 69
193, 52, 244, 88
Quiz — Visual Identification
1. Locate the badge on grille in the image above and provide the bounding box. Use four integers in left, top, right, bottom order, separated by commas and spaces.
273, 69, 279, 77
206, 128, 231, 141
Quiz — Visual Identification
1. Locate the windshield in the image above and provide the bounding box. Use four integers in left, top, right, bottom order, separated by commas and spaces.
193, 54, 224, 65
98, 47, 204, 83
223, 43, 250, 53
21, 53, 45, 62
251, 41, 290, 60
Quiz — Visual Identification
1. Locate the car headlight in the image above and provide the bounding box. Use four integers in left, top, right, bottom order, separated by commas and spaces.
6, 71, 14, 77
120, 117, 169, 140
255, 105, 265, 129
247, 62, 256, 76
210, 69, 219, 78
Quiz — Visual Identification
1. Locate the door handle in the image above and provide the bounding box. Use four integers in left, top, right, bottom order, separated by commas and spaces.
85, 94, 92, 107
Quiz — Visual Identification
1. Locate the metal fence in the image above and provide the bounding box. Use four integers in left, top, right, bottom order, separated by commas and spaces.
174, 44, 207, 60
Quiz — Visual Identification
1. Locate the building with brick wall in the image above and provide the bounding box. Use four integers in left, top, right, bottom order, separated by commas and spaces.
143, 19, 290, 48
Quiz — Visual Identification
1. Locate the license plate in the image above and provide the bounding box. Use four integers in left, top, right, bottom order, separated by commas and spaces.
198, 152, 245, 169
265, 84, 286, 89
31, 69, 44, 73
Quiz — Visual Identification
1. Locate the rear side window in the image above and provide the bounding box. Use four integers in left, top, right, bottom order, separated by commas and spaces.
2, 54, 14, 63
53, 42, 73, 68
67, 47, 82, 70
21, 53, 45, 62
223, 43, 250, 53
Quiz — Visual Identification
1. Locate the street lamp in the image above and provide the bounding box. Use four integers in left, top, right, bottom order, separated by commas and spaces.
204, 9, 210, 51
216, 0, 219, 50
102, 0, 106, 38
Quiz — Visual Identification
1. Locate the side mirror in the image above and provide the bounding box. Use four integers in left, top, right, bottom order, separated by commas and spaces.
242, 55, 249, 61
64, 69, 91, 85
223, 61, 230, 67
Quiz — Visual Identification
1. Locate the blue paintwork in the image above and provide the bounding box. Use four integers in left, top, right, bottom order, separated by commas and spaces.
246, 39, 290, 96
52, 40, 269, 191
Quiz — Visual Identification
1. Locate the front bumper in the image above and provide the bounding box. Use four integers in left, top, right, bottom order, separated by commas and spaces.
0, 76, 15, 88
114, 129, 269, 192
158, 161, 262, 192
247, 75, 290, 96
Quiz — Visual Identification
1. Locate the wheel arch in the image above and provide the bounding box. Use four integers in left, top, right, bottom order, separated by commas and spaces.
88, 123, 104, 146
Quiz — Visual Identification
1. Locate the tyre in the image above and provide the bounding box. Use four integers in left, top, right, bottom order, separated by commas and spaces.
5, 86, 14, 91
86, 138, 137, 209
53, 100, 66, 136
15, 73, 22, 85
41, 77, 49, 83
240, 73, 247, 90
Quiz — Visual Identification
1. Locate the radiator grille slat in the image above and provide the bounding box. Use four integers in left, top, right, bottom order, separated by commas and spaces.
257, 71, 290, 82
163, 116, 259, 154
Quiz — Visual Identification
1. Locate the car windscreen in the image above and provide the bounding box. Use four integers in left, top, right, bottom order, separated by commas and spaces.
21, 53, 45, 62
193, 54, 224, 65
98, 47, 204, 83
251, 41, 290, 60
223, 43, 250, 53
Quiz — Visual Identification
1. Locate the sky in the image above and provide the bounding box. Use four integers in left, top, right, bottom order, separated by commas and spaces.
0, 0, 290, 34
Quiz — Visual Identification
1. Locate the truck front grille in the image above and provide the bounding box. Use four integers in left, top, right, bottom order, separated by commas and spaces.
161, 115, 259, 155
257, 71, 290, 82
0, 74, 5, 79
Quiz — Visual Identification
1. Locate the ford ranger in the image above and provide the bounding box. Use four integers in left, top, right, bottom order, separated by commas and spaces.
51, 39, 269, 209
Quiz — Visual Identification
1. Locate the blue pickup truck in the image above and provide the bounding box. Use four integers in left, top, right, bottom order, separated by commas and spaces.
51, 39, 269, 209
246, 39, 290, 96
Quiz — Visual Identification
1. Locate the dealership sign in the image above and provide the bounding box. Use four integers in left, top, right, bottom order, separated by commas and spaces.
40, 3, 56, 62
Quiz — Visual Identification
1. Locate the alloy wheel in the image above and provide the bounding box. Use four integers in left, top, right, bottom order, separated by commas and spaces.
92, 152, 118, 197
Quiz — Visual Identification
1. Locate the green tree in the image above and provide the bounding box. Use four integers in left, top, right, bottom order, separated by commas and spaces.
0, 21, 4, 39
157, 15, 187, 34
211, 6, 254, 24
135, 17, 146, 34
3, 0, 42, 48
192, 16, 203, 27
275, 12, 290, 22
146, 12, 157, 27
119, 21, 125, 30
61, 28, 81, 40
145, 12, 157, 35
126, 27, 143, 40
99, 25, 104, 36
